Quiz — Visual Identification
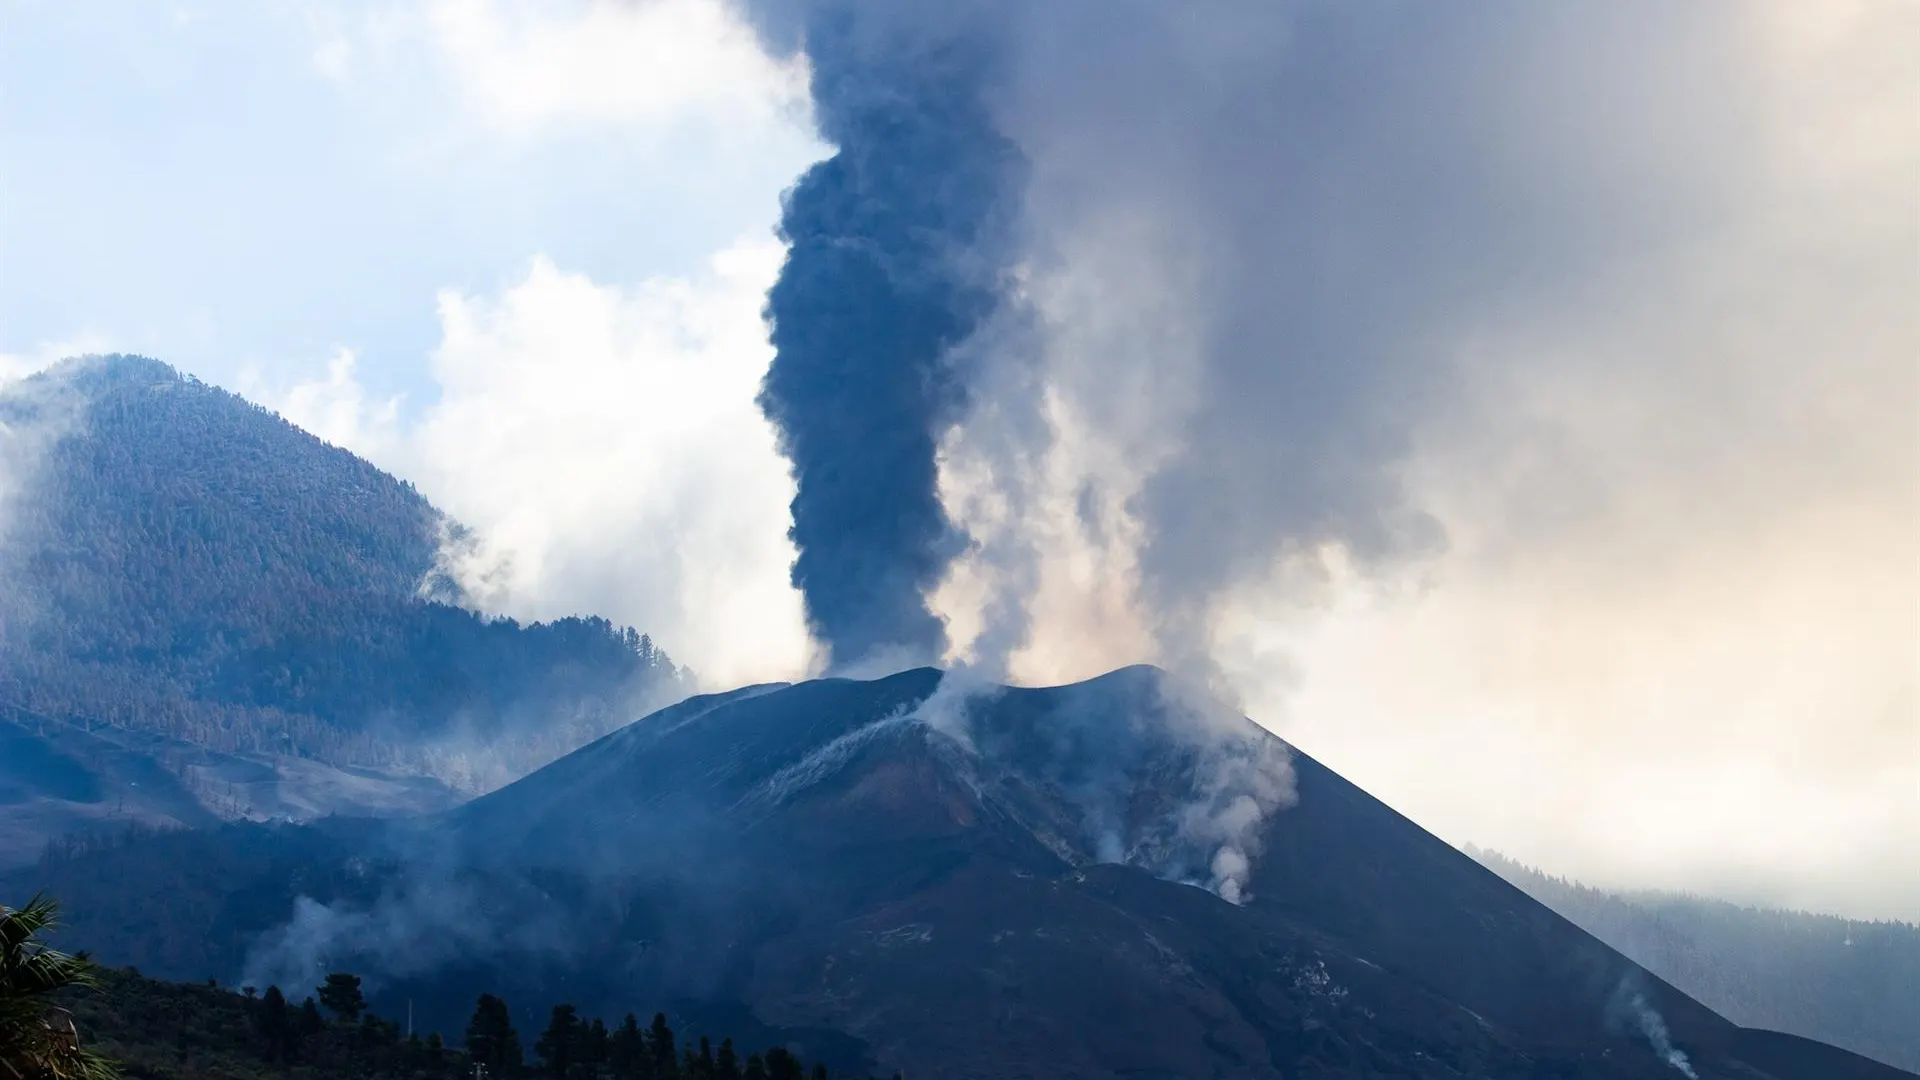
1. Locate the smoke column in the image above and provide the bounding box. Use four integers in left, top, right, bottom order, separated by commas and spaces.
755, 5, 1025, 671
741, 0, 1840, 700
739, 0, 1513, 679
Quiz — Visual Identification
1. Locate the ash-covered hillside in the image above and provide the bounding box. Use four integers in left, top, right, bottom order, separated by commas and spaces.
0, 355, 685, 862
12, 667, 1910, 1080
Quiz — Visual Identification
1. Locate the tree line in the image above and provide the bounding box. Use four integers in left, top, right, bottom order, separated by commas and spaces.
199, 969, 877, 1080
7, 892, 887, 1080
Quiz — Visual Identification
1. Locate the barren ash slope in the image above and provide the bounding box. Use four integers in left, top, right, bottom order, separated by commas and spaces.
24, 665, 1909, 1080
434, 666, 1911, 1080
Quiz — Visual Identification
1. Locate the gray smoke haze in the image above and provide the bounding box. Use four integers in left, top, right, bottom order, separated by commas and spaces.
735, 0, 1863, 688
242, 885, 500, 996
237, 858, 601, 1003
0, 362, 88, 635
0, 363, 85, 527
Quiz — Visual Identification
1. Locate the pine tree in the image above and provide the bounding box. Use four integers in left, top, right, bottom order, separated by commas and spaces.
763, 1047, 801, 1080
694, 1036, 715, 1080
466, 993, 524, 1074
359, 1011, 399, 1048
316, 973, 365, 1022
609, 1014, 644, 1080
535, 1004, 580, 1079
647, 1013, 678, 1080
298, 997, 325, 1038
741, 1054, 768, 1080
254, 985, 291, 1060
583, 1018, 609, 1078
714, 1038, 740, 1080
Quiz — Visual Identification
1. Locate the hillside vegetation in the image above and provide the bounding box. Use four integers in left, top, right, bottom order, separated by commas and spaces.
59, 965, 873, 1080
0, 355, 683, 789
1471, 848, 1920, 1073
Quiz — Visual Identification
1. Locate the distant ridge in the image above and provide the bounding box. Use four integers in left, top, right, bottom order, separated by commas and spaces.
1470, 847, 1920, 1073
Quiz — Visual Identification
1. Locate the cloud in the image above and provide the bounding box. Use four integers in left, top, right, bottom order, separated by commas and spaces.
302, 0, 810, 149
0, 335, 114, 387
0, 337, 111, 545
1, 1, 821, 408
420, 0, 810, 137
265, 241, 816, 691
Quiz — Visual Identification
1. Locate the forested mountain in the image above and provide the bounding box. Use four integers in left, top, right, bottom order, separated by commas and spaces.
1469, 848, 1920, 1074
11, 668, 1910, 1080
0, 355, 685, 861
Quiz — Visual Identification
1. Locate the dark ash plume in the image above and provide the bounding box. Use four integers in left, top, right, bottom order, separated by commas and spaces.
756, 6, 1025, 670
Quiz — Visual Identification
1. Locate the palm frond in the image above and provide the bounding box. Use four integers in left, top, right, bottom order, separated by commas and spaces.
0, 896, 117, 1080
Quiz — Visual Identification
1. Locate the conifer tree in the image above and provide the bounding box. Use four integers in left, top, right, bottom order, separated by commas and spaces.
763, 1047, 801, 1080
583, 1017, 609, 1078
609, 1014, 643, 1080
298, 997, 325, 1038
714, 1038, 740, 1080
254, 985, 291, 1060
647, 1013, 678, 1080
536, 1004, 580, 1079
316, 973, 365, 1023
741, 1054, 767, 1080
466, 993, 524, 1074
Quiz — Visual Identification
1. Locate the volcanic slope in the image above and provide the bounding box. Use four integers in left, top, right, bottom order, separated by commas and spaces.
16, 667, 1913, 1080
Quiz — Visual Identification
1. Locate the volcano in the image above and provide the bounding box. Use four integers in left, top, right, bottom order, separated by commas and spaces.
15, 667, 1910, 1080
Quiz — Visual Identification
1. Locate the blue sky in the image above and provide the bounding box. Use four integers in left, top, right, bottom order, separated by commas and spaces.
1, 0, 821, 407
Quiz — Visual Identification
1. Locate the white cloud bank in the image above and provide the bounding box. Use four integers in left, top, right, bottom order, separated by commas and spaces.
263, 242, 816, 691
243, 0, 825, 692
419, 0, 810, 136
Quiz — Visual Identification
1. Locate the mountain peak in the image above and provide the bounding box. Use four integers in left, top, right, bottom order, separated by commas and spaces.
0, 356, 684, 861
13, 666, 1912, 1079
44, 351, 186, 387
